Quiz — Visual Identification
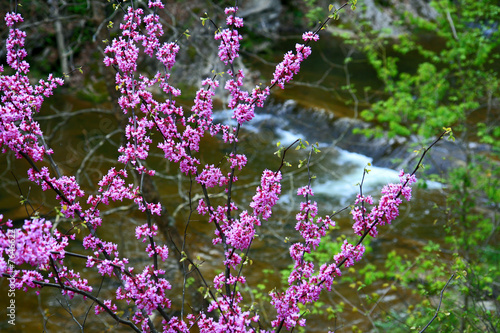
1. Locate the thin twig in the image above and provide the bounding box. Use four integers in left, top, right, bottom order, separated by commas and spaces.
419, 273, 455, 333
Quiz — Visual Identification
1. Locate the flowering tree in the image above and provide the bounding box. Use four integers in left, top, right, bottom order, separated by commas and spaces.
0, 1, 448, 332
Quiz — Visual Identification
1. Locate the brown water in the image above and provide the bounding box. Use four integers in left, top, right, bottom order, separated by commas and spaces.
0, 36, 450, 332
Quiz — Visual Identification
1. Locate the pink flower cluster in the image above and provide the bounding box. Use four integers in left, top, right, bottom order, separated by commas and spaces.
295, 199, 334, 250
334, 240, 366, 267
1, 12, 63, 162
118, 117, 155, 167
215, 7, 243, 65
207, 202, 238, 245
226, 210, 260, 250
224, 69, 256, 124
94, 299, 118, 315
5, 13, 28, 73
27, 167, 84, 218
302, 31, 320, 42
0, 217, 94, 298
190, 78, 218, 125
135, 223, 159, 242
228, 153, 247, 170
116, 266, 172, 315
270, 186, 338, 329
271, 44, 313, 89
250, 170, 282, 220
351, 170, 417, 237
196, 164, 228, 188
0, 218, 68, 272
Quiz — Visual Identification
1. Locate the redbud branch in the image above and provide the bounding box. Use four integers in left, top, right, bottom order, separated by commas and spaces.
356, 130, 448, 248
50, 256, 94, 329
247, 2, 350, 113
409, 130, 448, 178
150, 114, 228, 251
276, 130, 447, 332
223, 125, 243, 297
11, 171, 36, 217
225, 123, 241, 222
39, 134, 63, 179
49, 256, 66, 291
181, 173, 195, 317
359, 167, 368, 235
19, 151, 70, 206
206, 16, 236, 75
275, 139, 300, 175
146, 208, 160, 275
295, 146, 315, 279
312, 3, 350, 39
230, 238, 253, 306
17, 152, 119, 273
52, 250, 135, 281
336, 132, 449, 269
50, 249, 171, 325
1, 272, 142, 333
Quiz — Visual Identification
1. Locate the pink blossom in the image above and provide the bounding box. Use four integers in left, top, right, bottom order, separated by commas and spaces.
215, 28, 242, 65
228, 153, 247, 170
351, 171, 416, 237
226, 211, 261, 250
199, 291, 258, 333
271, 44, 312, 89
297, 185, 314, 197
250, 85, 270, 107
135, 223, 159, 242
191, 78, 218, 124
333, 240, 366, 267
163, 316, 190, 333
302, 31, 320, 42
226, 14, 244, 28
250, 170, 282, 220
0, 218, 68, 270
223, 251, 242, 269
116, 266, 172, 316
225, 7, 238, 15
156, 42, 179, 70
94, 299, 117, 315
196, 164, 226, 188
1, 13, 63, 162
213, 272, 226, 290
197, 199, 209, 215
233, 103, 255, 124
5, 12, 23, 27
146, 243, 169, 261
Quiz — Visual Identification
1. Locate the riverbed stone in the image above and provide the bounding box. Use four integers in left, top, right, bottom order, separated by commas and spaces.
331, 0, 438, 37
239, 0, 282, 36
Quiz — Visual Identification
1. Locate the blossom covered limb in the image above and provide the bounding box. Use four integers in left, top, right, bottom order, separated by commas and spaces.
271, 169, 418, 330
